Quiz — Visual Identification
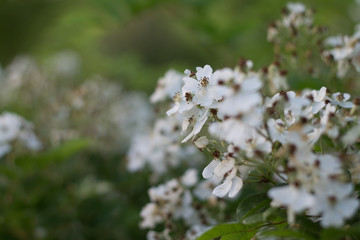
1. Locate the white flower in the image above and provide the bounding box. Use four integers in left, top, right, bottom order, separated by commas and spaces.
287, 2, 306, 13
181, 169, 198, 187
127, 116, 201, 174
316, 154, 342, 178
284, 95, 311, 125
213, 175, 243, 198
194, 136, 209, 149
0, 112, 42, 157
267, 64, 289, 93
181, 108, 209, 143
325, 36, 344, 47
328, 92, 354, 109
166, 91, 194, 116
202, 159, 221, 179
217, 74, 263, 118
310, 87, 327, 114
283, 2, 312, 28
209, 109, 263, 147
182, 65, 219, 108
324, 29, 360, 77
285, 131, 316, 166
194, 177, 222, 201
0, 112, 22, 143
307, 104, 336, 144
203, 157, 243, 198
267, 118, 287, 144
150, 70, 183, 103
213, 157, 236, 178
238, 128, 272, 158
342, 125, 360, 144
310, 181, 359, 227
268, 185, 315, 212
140, 203, 162, 228
0, 144, 11, 157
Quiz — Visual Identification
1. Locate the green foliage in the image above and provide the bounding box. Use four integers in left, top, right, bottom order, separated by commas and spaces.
236, 193, 271, 224
220, 231, 256, 240
320, 223, 360, 240
197, 222, 259, 240
261, 229, 316, 240
15, 139, 90, 170
0, 0, 355, 93
0, 140, 150, 239
0, 0, 360, 239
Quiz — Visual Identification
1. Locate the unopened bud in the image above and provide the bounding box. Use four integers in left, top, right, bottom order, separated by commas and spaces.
194, 136, 209, 149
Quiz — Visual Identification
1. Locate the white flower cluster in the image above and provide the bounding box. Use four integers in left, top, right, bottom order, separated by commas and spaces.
133, 2, 360, 238
48, 77, 153, 151
0, 112, 42, 157
127, 115, 201, 174
324, 25, 360, 78
268, 2, 313, 42
152, 62, 360, 228
0, 56, 152, 152
140, 169, 217, 240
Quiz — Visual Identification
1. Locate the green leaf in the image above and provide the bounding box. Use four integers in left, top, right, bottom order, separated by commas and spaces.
237, 193, 271, 223
296, 215, 321, 237
262, 229, 316, 240
263, 207, 287, 222
355, 184, 360, 195
220, 231, 256, 240
320, 223, 360, 240
197, 222, 259, 240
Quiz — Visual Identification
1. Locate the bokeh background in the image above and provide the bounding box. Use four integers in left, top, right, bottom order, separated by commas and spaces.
0, 0, 357, 239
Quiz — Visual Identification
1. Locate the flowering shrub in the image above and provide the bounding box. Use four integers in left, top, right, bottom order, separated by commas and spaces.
0, 54, 152, 152
0, 54, 154, 239
128, 2, 360, 239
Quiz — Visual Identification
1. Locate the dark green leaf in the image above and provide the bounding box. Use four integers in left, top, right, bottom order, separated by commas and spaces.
237, 193, 270, 223
197, 222, 259, 240
220, 231, 256, 240
262, 229, 316, 240
320, 223, 360, 240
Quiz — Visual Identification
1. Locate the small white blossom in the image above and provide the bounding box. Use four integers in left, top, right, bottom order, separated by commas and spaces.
150, 69, 183, 103
310, 181, 359, 227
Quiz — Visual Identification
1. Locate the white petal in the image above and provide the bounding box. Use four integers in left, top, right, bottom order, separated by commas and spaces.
228, 176, 243, 198
322, 209, 344, 227
268, 185, 297, 206
181, 169, 198, 187
213, 180, 232, 198
182, 118, 190, 134
333, 183, 353, 199
178, 101, 194, 113
196, 65, 213, 80
242, 76, 262, 92
194, 136, 209, 149
340, 101, 354, 108
214, 158, 235, 178
202, 159, 220, 179
318, 87, 327, 100
182, 77, 198, 93
292, 189, 315, 212
166, 104, 179, 116
182, 129, 196, 143
343, 93, 351, 101
335, 198, 359, 218
312, 101, 325, 114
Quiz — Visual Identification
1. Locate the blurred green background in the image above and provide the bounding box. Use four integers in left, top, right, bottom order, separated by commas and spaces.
0, 0, 356, 92
0, 0, 357, 239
